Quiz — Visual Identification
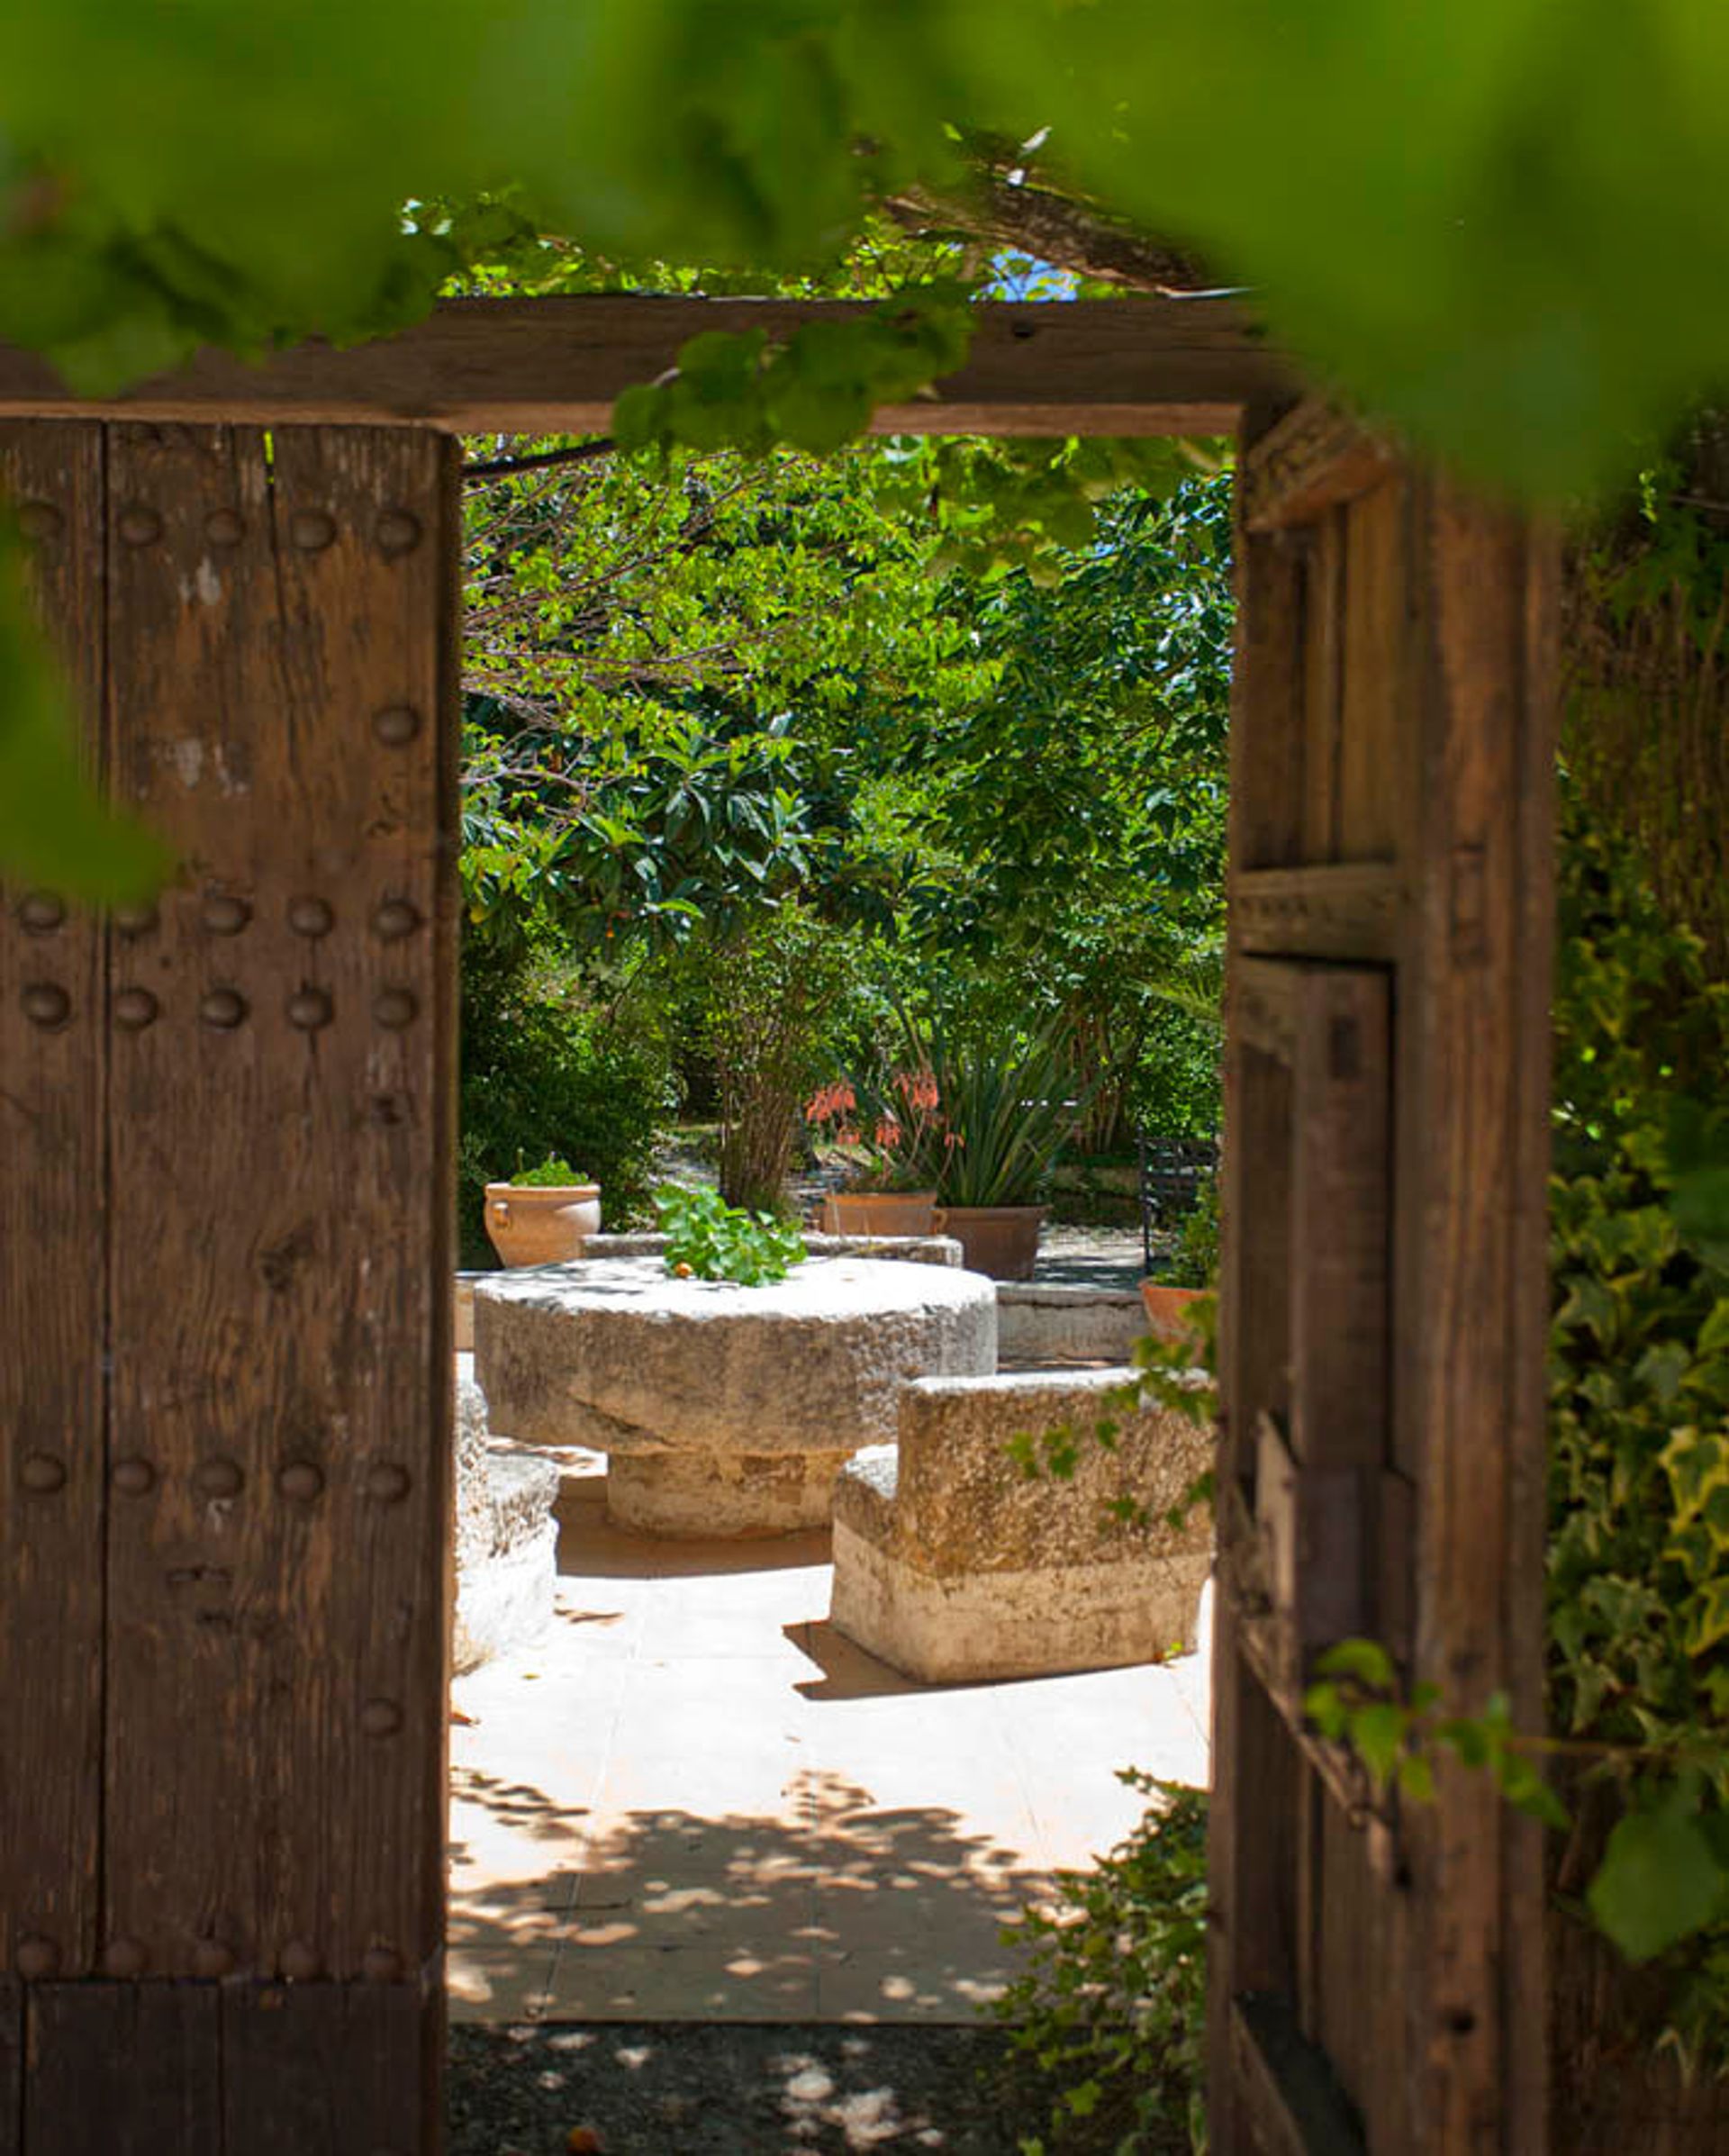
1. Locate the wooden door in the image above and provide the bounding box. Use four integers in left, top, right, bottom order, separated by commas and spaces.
0, 421, 458, 2153
1208, 403, 1558, 2152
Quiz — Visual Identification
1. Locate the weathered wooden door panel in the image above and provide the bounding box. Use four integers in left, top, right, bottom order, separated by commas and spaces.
24, 1984, 222, 2156
0, 418, 457, 2151
0, 427, 108, 1992
1211, 403, 1556, 2153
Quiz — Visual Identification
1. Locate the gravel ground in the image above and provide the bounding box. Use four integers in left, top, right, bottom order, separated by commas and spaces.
448, 2022, 1029, 2155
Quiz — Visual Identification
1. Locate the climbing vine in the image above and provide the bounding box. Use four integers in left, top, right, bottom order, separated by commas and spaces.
1309, 798, 1729, 2072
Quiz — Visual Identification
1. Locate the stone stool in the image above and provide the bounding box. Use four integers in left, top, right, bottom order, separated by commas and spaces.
830, 1367, 1214, 1682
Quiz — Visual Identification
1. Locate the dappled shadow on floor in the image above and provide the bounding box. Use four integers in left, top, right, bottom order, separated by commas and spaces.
448, 2018, 1026, 2154
450, 1769, 1053, 2027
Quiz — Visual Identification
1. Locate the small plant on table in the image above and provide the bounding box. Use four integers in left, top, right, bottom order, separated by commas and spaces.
655, 1182, 806, 1286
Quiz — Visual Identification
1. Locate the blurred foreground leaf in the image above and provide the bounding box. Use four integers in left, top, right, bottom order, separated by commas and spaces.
0, 519, 171, 901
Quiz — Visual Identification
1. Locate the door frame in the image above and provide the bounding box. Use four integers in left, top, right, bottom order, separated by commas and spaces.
0, 312, 1557, 2153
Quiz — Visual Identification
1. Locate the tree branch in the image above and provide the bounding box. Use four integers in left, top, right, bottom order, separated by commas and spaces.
877, 170, 1213, 296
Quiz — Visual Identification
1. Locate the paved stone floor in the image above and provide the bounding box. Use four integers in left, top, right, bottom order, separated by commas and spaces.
448, 1463, 1210, 2026
1032, 1224, 1156, 1291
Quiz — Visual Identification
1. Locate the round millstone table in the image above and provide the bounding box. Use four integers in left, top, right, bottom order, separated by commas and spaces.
474, 1255, 998, 1536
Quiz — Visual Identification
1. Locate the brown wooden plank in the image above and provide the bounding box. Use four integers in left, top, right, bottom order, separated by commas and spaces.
0, 295, 1291, 438
1505, 508, 1562, 2156
1229, 523, 1309, 873
1241, 400, 1399, 532
1300, 510, 1346, 861
0, 1977, 20, 2153
1396, 479, 1557, 2153
23, 1984, 221, 2156
99, 424, 456, 1991
1290, 966, 1390, 1483
1338, 477, 1410, 860
1317, 1794, 1413, 2152
222, 1979, 439, 2155
1230, 1991, 1368, 2156
1231, 958, 1301, 1063
1211, 930, 1300, 2151
1231, 865, 1404, 963
0, 422, 106, 1985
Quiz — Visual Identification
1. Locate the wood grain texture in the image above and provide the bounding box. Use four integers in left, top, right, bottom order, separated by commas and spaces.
1229, 525, 1309, 872
222, 1979, 439, 2156
1214, 403, 1556, 2153
98, 424, 457, 1988
0, 423, 107, 1982
23, 1984, 221, 2156
0, 1977, 20, 2156
1397, 484, 1555, 2154
0, 295, 1291, 438
1230, 1990, 1368, 2156
1300, 510, 1346, 862
1339, 479, 1409, 859
1231, 865, 1404, 963
1241, 400, 1399, 532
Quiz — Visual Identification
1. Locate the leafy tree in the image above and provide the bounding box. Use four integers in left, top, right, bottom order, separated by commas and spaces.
890, 476, 1232, 1144
7, 3, 1729, 888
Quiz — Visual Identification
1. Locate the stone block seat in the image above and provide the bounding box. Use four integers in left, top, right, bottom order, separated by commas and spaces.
829, 1367, 1214, 1684
475, 1255, 997, 1538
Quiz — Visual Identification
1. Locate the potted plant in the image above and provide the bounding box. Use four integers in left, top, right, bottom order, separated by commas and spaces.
804, 1069, 943, 1237
919, 1016, 1082, 1280
483, 1154, 602, 1267
1140, 1173, 1218, 1339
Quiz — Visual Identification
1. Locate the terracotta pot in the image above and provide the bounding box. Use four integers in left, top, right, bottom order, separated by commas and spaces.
933, 1204, 1046, 1281
483, 1182, 601, 1268
1139, 1280, 1206, 1342
819, 1189, 938, 1238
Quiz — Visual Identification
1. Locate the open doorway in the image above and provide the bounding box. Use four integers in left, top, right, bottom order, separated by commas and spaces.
443, 425, 1229, 2141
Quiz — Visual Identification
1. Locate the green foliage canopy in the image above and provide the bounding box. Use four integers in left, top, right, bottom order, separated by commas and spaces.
9, 3, 1725, 889
5, 2, 1726, 491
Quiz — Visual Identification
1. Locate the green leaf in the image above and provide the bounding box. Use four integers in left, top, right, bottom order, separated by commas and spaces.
0, 521, 171, 900
1349, 1701, 1408, 1790
1588, 1799, 1729, 1963
1313, 1638, 1397, 1693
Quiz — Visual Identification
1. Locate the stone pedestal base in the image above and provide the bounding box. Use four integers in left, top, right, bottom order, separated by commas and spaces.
607, 1448, 850, 1538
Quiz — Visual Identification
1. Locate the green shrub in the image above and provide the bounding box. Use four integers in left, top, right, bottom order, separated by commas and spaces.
458, 929, 674, 1267
654, 1182, 805, 1286
507, 1155, 589, 1187
994, 1775, 1208, 2154
1162, 1177, 1219, 1291
695, 905, 866, 1214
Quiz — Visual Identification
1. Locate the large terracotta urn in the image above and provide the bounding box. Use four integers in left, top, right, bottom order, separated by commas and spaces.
1138, 1280, 1207, 1342
483, 1182, 601, 1268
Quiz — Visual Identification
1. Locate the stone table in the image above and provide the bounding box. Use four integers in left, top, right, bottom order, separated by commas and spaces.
474, 1255, 997, 1536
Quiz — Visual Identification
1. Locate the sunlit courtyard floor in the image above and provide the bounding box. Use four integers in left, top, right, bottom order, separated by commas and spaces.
448, 1457, 1211, 2027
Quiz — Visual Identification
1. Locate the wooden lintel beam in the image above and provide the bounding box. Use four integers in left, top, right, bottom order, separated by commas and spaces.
0, 294, 1291, 439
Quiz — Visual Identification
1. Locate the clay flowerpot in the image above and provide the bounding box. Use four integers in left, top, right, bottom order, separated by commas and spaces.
484, 1182, 601, 1268
819, 1189, 938, 1238
933, 1205, 1046, 1282
1139, 1280, 1206, 1342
